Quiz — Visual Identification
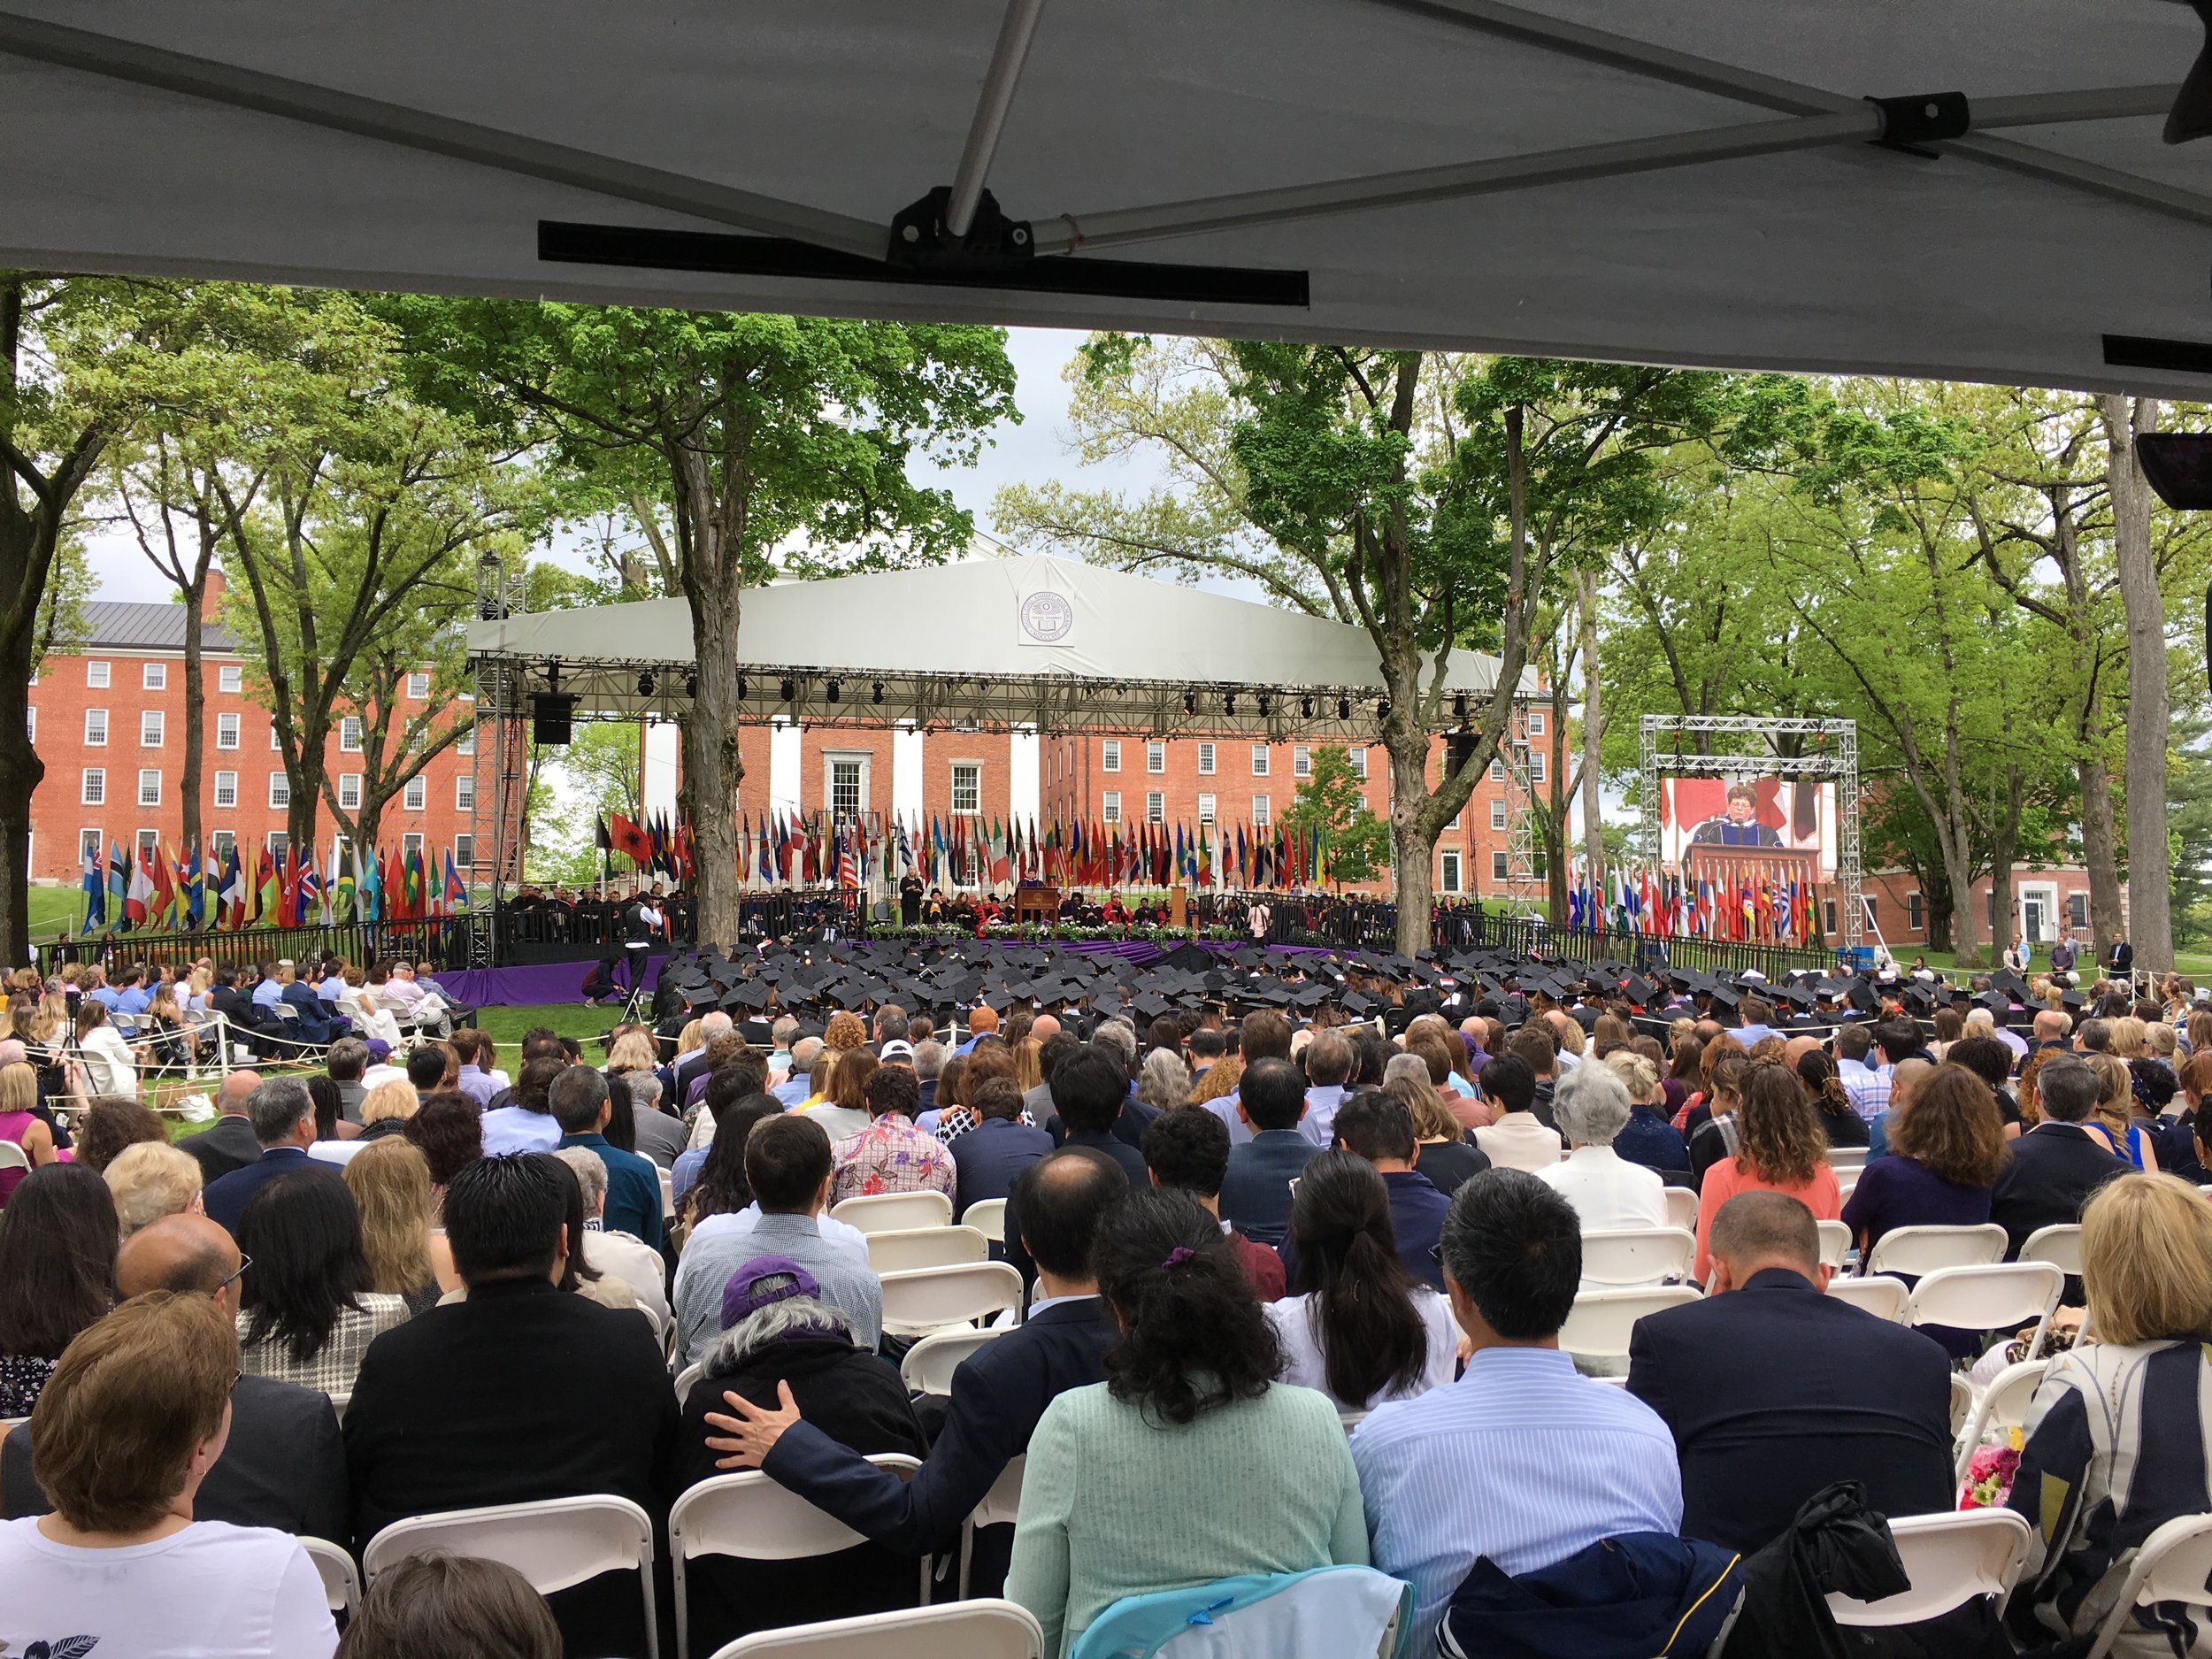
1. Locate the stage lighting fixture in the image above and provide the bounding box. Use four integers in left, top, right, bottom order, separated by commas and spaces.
872, 681, 885, 704
826, 679, 841, 703
1183, 691, 1196, 715
1257, 693, 1272, 717
1300, 696, 1313, 718
1224, 692, 1237, 715
1337, 697, 1351, 720
637, 671, 656, 696
1377, 698, 1391, 718
734, 676, 746, 700
780, 677, 797, 703
685, 671, 699, 698
1453, 692, 1468, 719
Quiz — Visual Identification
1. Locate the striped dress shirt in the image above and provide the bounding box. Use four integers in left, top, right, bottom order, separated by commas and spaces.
1350, 1346, 1683, 1640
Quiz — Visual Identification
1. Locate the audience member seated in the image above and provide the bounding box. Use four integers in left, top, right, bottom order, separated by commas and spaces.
176, 1069, 265, 1182
674, 1114, 881, 1367
343, 1153, 680, 1659
1693, 1062, 1842, 1282
623, 1071, 688, 1171
1351, 1169, 1682, 1641
1293, 1089, 1449, 1293
551, 1145, 671, 1333
1798, 1049, 1873, 1148
549, 1067, 664, 1251
72, 1000, 139, 1096
1388, 1069, 1490, 1195
1604, 1051, 1692, 1174
345, 1139, 445, 1317
1471, 1054, 1566, 1172
0, 1061, 58, 1202
831, 1062, 956, 1205
327, 1037, 372, 1124
671, 1256, 928, 1649
709, 1148, 1124, 1598
803, 1043, 877, 1143
1267, 1150, 1455, 1410
478, 1055, 565, 1157
1142, 1106, 1284, 1300
202, 1079, 349, 1236
353, 1079, 419, 1147
1048, 1044, 1151, 1187
0, 1292, 338, 1658
1627, 1192, 1955, 1552
334, 1549, 563, 1659
1216, 1056, 1316, 1246
1539, 1059, 1669, 1230
1842, 1062, 2008, 1262
235, 1171, 410, 1397
2008, 1173, 2212, 1657
71, 1094, 169, 1173
950, 1075, 1055, 1219
1005, 1188, 1369, 1657
4, 1212, 349, 1541
0, 1164, 117, 1419
1991, 1055, 2134, 1259
104, 1139, 204, 1238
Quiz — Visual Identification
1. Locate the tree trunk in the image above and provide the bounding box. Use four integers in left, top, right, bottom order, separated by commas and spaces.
0, 607, 44, 960
1578, 567, 1605, 888
2104, 394, 2170, 970
1988, 764, 2023, 967
288, 735, 325, 856
2079, 749, 2125, 963
684, 568, 745, 945
179, 565, 207, 865
1390, 800, 1436, 958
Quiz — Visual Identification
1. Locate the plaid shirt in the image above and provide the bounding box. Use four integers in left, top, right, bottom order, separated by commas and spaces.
237, 1293, 411, 1399
1839, 1059, 1893, 1123
830, 1114, 956, 1206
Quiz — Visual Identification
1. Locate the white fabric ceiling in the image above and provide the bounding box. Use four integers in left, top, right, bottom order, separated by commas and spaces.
3, 1, 2208, 397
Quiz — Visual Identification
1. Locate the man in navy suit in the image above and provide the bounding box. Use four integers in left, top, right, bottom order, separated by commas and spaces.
1627, 1191, 1955, 1552
1048, 1046, 1151, 1188
1990, 1056, 2133, 1260
201, 1077, 348, 1236
1283, 1087, 1450, 1291
950, 1075, 1055, 1219
701, 1146, 1125, 1594
1217, 1057, 1317, 1247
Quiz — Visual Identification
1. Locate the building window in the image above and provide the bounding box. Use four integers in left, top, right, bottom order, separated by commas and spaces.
1529, 751, 1547, 785
1197, 742, 1216, 776
1441, 850, 1463, 894
137, 829, 158, 861
2068, 892, 2089, 929
142, 662, 165, 690
140, 710, 164, 748
1348, 746, 1367, 778
340, 717, 362, 752
211, 829, 234, 863
137, 769, 161, 807
950, 762, 980, 814
1253, 794, 1271, 826
406, 672, 430, 700
1102, 739, 1121, 773
1824, 899, 1839, 934
216, 712, 239, 749
266, 831, 288, 859
219, 664, 242, 694
86, 660, 109, 688
21, 707, 30, 742
1103, 791, 1121, 824
1908, 892, 1924, 931
270, 723, 281, 750
1863, 897, 1878, 927
81, 768, 104, 805
403, 777, 426, 812
456, 774, 474, 810
1491, 849, 1509, 882
212, 770, 237, 808
78, 828, 101, 864
456, 726, 474, 757
1294, 745, 1311, 778
83, 709, 107, 747
403, 832, 424, 858
338, 773, 362, 810
268, 772, 290, 809
829, 758, 861, 821
1147, 790, 1165, 825
1490, 799, 1508, 830
454, 833, 474, 869
1528, 709, 1546, 736
1197, 792, 1216, 825
1147, 741, 1165, 774
1489, 759, 1504, 784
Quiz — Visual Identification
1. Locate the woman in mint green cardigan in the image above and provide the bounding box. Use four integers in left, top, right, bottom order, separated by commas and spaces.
1006, 1189, 1371, 1657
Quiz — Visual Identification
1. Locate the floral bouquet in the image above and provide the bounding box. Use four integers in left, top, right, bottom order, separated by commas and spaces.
1959, 1432, 2023, 1509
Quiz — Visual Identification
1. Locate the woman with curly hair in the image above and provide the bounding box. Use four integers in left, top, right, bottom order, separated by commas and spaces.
1842, 1064, 2008, 1263
1006, 1188, 1367, 1657
1797, 1049, 1870, 1148
1693, 1060, 1839, 1281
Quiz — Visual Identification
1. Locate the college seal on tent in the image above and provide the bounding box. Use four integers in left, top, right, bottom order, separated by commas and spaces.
1019, 590, 1074, 643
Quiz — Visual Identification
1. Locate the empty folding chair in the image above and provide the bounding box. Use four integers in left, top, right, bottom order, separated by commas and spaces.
1824, 1274, 1910, 1322
1826, 1146, 1869, 1175
1866, 1223, 2008, 1278
300, 1535, 360, 1620
1948, 1371, 1974, 1439
1557, 1286, 1700, 1366
830, 1191, 954, 1234
1663, 1187, 1698, 1233
703, 1598, 1045, 1659
1954, 1359, 2051, 1483
2018, 1224, 2084, 1276
964, 1198, 1008, 1244
866, 1225, 989, 1276
899, 1325, 1007, 1396
2085, 1512, 2212, 1659
1578, 1228, 1696, 1286
363, 1494, 660, 1659
1905, 1263, 2064, 1360
1826, 1509, 2032, 1629
660, 1165, 677, 1220
1816, 1219, 1852, 1268
879, 1262, 1024, 1339
670, 1456, 927, 1658
959, 1454, 1026, 1599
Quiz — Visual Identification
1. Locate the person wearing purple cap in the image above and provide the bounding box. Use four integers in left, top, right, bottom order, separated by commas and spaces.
669, 1252, 926, 1649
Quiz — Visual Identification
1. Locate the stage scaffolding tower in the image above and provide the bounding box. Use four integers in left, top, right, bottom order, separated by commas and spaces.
466, 553, 528, 968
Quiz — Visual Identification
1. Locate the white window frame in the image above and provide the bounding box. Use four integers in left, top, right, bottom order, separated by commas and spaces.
1252, 793, 1271, 826
454, 833, 475, 870
1250, 745, 1269, 776
403, 832, 425, 859
1147, 740, 1165, 774
140, 710, 164, 748
270, 724, 281, 750
1527, 709, 1546, 737
340, 716, 363, 753
1489, 759, 1505, 784
218, 664, 242, 694
338, 773, 363, 811
950, 761, 981, 814
81, 768, 105, 806
1348, 746, 1367, 778
456, 726, 474, 757
78, 828, 101, 865
1491, 849, 1509, 882
1102, 790, 1122, 824
269, 772, 290, 810
215, 712, 240, 750
1147, 790, 1165, 825
1529, 751, 1547, 785
406, 672, 431, 700
86, 660, 110, 688
136, 828, 158, 861
266, 830, 289, 859
83, 709, 107, 747
142, 661, 166, 690
403, 776, 427, 812
1441, 849, 1463, 894
210, 829, 235, 863
1102, 738, 1121, 773
456, 773, 474, 810
1293, 745, 1311, 778
1490, 799, 1508, 830
1196, 741, 1216, 776
1197, 791, 1217, 825
212, 770, 237, 809
137, 768, 162, 808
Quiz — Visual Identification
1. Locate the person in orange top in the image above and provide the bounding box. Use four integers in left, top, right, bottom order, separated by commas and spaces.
1694, 1061, 1841, 1281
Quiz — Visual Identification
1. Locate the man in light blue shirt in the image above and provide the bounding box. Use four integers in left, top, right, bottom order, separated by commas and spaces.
114, 969, 152, 1018
1296, 1028, 1356, 1148
480, 1056, 565, 1156
251, 964, 284, 1010
1351, 1168, 1681, 1640
772, 1035, 822, 1108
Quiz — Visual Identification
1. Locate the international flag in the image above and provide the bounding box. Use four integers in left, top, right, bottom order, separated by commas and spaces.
333, 845, 357, 921
125, 845, 154, 927
219, 843, 246, 927
181, 845, 205, 929
81, 846, 106, 931
255, 846, 280, 926
609, 812, 649, 867
298, 848, 324, 922
444, 849, 467, 910
108, 841, 129, 929
149, 842, 175, 930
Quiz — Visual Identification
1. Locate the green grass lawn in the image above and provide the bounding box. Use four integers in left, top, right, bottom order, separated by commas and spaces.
1904, 947, 2212, 979
472, 1002, 634, 1075
27, 884, 84, 938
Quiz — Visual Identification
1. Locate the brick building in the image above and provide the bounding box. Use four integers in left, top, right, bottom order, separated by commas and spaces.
25, 575, 474, 891
1855, 865, 2116, 955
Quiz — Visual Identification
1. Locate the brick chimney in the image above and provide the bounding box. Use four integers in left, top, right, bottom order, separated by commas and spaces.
198, 568, 226, 623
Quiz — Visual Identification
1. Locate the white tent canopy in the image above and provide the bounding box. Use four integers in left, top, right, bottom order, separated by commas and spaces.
2, 2, 2209, 398
465, 554, 1531, 738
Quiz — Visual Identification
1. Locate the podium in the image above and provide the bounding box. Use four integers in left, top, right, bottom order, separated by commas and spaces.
1015, 883, 1059, 926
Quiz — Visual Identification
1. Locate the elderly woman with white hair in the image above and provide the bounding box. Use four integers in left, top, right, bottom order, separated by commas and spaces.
550, 1144, 672, 1334
1537, 1057, 1669, 1230
1135, 1047, 1189, 1114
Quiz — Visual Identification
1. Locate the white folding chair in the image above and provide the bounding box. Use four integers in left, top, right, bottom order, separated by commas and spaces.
1867, 1223, 2008, 1278
1557, 1286, 1700, 1364
660, 1165, 677, 1219
879, 1262, 1024, 1339
1826, 1509, 2032, 1627
1948, 1371, 1974, 1439
670, 1456, 927, 1659
1906, 1263, 2064, 1359
958, 1454, 1026, 1599
674, 1362, 703, 1406
1955, 1359, 2051, 1482
899, 1325, 1007, 1396
1339, 1408, 1371, 1432
363, 1494, 659, 1659
1826, 1146, 1869, 1175
2085, 1512, 2212, 1659
325, 1390, 351, 1425
300, 1535, 360, 1618
866, 1225, 989, 1275
831, 1191, 954, 1234
1824, 1274, 1910, 1322
1816, 1219, 1852, 1268
0, 1141, 29, 1174
1578, 1227, 1695, 1286
964, 1197, 1008, 1244
0, 1416, 26, 1434
1663, 1187, 1698, 1233
2018, 1224, 2084, 1275
703, 1598, 1045, 1659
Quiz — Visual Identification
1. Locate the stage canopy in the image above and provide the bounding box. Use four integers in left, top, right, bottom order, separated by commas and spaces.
465, 554, 1535, 739
1, 3, 2208, 398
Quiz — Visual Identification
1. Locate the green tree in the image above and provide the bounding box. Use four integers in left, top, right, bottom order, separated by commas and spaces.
386, 300, 1018, 946
1279, 745, 1392, 887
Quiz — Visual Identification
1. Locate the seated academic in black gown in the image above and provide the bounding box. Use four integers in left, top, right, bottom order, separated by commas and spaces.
668, 1254, 927, 1652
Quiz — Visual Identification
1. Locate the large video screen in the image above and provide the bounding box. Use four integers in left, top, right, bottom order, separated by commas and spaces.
1658, 776, 1836, 878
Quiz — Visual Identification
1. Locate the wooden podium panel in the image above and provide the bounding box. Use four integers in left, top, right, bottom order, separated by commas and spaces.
1015, 884, 1058, 926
